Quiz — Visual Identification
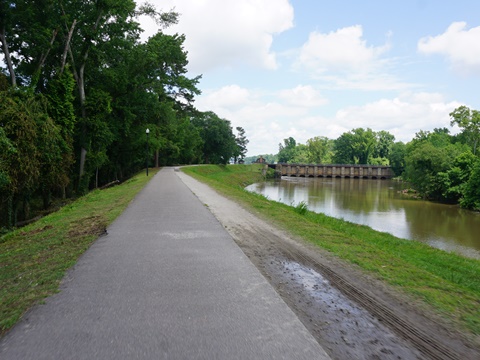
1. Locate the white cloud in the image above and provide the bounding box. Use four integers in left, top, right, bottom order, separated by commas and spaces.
277, 85, 328, 107
293, 25, 416, 91
141, 0, 294, 74
298, 25, 389, 73
418, 22, 480, 75
333, 92, 463, 142
292, 25, 406, 91
195, 83, 463, 155
201, 85, 251, 108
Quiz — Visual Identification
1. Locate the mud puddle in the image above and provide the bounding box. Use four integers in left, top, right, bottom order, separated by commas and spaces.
267, 258, 423, 359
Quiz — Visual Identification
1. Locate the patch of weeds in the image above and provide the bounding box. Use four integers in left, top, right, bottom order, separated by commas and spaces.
294, 201, 309, 215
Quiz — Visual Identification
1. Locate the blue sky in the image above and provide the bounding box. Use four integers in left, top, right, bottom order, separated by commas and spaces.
43, 1, 480, 156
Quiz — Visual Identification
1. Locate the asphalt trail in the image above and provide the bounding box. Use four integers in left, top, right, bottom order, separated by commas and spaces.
0, 168, 330, 360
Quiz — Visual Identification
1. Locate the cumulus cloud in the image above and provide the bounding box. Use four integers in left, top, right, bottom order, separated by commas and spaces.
333, 92, 462, 142
418, 22, 480, 75
293, 25, 406, 90
277, 85, 328, 107
298, 25, 389, 73
141, 0, 294, 73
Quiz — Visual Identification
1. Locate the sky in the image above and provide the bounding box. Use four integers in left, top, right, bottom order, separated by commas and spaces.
6, 0, 479, 157
139, 0, 480, 156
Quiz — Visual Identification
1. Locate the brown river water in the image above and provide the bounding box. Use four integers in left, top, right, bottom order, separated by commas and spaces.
246, 177, 480, 259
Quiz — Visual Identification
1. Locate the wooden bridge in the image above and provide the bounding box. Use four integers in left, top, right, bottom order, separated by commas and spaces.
268, 163, 395, 179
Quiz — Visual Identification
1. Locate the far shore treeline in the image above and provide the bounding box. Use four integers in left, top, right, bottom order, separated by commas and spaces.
246, 112, 480, 211
0, 2, 247, 229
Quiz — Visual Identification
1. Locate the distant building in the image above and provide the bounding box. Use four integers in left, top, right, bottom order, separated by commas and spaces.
255, 156, 266, 163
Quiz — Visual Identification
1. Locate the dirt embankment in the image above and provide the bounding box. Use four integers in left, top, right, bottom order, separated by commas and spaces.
177, 171, 480, 360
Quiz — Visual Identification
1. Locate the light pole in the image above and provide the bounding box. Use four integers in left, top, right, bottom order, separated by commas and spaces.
146, 128, 150, 176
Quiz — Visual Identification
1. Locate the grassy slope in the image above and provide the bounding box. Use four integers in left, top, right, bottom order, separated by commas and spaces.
0, 169, 158, 335
182, 164, 480, 336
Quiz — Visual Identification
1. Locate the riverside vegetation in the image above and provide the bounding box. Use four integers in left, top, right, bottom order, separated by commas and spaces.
182, 164, 480, 337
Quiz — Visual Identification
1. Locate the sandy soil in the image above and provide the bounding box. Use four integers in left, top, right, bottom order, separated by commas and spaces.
177, 170, 480, 360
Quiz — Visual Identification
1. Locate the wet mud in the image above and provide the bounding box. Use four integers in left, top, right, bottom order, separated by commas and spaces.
268, 258, 422, 359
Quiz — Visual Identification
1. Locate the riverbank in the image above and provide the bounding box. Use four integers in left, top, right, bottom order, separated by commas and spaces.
182, 164, 480, 340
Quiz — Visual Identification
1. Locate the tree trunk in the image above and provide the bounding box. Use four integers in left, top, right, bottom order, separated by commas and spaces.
60, 20, 77, 75
76, 11, 103, 184
0, 26, 16, 87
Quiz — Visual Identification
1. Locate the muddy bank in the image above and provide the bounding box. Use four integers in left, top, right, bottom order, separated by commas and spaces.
177, 171, 479, 360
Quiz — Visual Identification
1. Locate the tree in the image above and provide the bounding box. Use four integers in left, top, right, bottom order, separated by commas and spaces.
388, 142, 406, 176
374, 130, 395, 159
460, 159, 480, 210
450, 106, 480, 155
306, 136, 332, 164
191, 111, 237, 164
333, 128, 377, 164
0, 90, 69, 225
233, 127, 249, 163
404, 130, 469, 200
277, 137, 297, 163
439, 151, 476, 203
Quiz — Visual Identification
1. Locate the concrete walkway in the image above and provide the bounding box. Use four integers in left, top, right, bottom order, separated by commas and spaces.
0, 168, 330, 360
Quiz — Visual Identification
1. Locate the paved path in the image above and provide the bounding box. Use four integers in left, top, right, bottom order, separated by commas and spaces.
0, 168, 330, 360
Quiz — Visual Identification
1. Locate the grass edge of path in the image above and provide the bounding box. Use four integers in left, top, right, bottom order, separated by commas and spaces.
0, 169, 159, 335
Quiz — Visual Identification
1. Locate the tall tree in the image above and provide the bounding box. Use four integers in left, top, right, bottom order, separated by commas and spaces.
450, 106, 480, 155
388, 141, 406, 176
333, 128, 377, 164
191, 111, 236, 164
277, 137, 297, 163
233, 126, 249, 163
306, 136, 332, 164
374, 130, 395, 159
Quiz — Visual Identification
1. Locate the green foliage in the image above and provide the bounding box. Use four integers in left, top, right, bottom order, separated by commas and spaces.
0, 90, 71, 225
404, 130, 471, 201
333, 128, 377, 164
388, 141, 406, 176
191, 111, 237, 164
460, 159, 480, 210
233, 126, 249, 163
374, 130, 395, 159
306, 136, 333, 164
450, 106, 480, 155
0, 1, 212, 225
294, 200, 308, 215
278, 137, 301, 163
47, 69, 76, 138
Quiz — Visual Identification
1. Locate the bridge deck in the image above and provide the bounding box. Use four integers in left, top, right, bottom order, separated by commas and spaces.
268, 163, 394, 179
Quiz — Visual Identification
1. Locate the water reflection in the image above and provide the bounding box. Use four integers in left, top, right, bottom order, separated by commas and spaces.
246, 177, 480, 259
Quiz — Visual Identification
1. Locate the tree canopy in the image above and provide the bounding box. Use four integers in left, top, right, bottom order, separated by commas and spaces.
0, 2, 247, 228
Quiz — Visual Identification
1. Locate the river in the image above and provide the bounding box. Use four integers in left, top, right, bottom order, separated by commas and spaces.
246, 177, 480, 259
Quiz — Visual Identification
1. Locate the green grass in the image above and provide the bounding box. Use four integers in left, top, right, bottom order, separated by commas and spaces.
0, 169, 158, 335
183, 164, 480, 336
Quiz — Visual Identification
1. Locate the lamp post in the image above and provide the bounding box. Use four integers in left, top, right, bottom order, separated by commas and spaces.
146, 128, 150, 176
